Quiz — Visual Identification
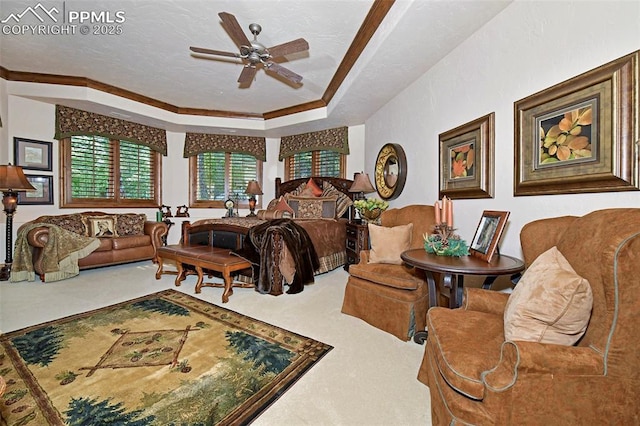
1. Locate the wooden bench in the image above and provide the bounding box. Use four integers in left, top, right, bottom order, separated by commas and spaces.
155, 245, 252, 303
154, 221, 253, 303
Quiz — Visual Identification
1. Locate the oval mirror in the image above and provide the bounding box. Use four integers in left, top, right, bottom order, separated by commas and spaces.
374, 143, 407, 200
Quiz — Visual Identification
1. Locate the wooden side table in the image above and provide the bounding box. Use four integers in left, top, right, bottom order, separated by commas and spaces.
345, 221, 369, 271
401, 249, 525, 343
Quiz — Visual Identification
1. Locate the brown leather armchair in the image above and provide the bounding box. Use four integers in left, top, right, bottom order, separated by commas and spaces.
419, 208, 640, 425
341, 205, 437, 341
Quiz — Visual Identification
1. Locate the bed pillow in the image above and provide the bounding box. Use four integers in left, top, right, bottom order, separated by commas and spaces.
288, 181, 309, 197
257, 209, 293, 219
368, 223, 413, 265
287, 195, 337, 219
503, 246, 593, 345
272, 196, 295, 216
286, 179, 322, 198
266, 198, 280, 211
83, 215, 118, 238
304, 178, 324, 196
322, 181, 353, 218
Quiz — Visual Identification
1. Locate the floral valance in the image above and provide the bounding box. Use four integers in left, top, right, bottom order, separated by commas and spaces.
54, 105, 168, 156
279, 126, 349, 160
183, 133, 266, 161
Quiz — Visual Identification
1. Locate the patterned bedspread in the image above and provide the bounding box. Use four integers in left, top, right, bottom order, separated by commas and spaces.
190, 217, 346, 275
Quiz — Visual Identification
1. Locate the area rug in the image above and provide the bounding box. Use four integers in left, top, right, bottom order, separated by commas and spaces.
0, 289, 333, 425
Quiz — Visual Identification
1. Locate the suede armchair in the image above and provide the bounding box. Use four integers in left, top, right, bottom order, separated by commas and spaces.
419, 208, 640, 425
341, 205, 437, 341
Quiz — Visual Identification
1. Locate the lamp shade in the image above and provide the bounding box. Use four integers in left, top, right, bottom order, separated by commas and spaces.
349, 172, 376, 194
0, 164, 35, 192
245, 180, 263, 196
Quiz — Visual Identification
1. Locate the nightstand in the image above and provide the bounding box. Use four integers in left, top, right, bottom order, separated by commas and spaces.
345, 221, 369, 271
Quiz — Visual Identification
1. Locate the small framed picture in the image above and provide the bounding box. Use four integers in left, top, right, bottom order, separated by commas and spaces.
14, 137, 53, 171
470, 210, 509, 262
17, 175, 54, 205
439, 113, 495, 199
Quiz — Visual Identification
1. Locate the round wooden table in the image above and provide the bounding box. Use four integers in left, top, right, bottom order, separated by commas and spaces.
401, 249, 525, 343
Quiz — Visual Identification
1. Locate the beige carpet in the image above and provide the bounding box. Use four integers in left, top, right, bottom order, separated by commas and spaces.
0, 261, 431, 425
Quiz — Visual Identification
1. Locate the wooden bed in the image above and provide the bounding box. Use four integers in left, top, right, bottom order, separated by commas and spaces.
188, 176, 355, 296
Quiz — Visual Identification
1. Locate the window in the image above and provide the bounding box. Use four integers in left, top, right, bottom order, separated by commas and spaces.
284, 150, 345, 180
189, 152, 262, 208
60, 135, 161, 208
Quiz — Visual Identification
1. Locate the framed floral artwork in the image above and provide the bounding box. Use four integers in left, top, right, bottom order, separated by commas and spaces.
514, 50, 639, 196
439, 113, 494, 199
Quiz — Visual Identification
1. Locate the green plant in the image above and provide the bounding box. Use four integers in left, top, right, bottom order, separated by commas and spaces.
423, 232, 469, 257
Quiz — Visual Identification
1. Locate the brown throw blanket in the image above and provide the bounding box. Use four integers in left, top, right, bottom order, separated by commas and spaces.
234, 219, 320, 295
10, 223, 101, 282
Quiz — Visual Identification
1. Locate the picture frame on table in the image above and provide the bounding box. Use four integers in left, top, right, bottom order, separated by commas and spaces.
514, 50, 639, 196
13, 137, 53, 171
470, 210, 509, 263
17, 175, 54, 205
439, 112, 494, 200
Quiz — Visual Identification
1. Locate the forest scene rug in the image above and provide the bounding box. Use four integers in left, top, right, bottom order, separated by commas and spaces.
0, 289, 332, 425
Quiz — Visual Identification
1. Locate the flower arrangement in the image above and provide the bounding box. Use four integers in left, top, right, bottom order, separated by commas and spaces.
424, 228, 469, 257
353, 198, 389, 223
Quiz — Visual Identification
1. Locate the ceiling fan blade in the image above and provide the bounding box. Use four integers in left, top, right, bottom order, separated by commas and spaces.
266, 62, 303, 84
238, 65, 257, 85
190, 46, 239, 58
267, 38, 309, 58
218, 12, 251, 48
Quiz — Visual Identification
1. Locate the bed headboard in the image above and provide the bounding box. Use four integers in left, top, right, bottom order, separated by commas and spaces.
275, 176, 355, 200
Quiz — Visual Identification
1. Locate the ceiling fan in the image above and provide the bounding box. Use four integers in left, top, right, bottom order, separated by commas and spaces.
190, 12, 309, 88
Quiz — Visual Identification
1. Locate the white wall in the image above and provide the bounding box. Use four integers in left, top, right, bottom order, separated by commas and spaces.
364, 0, 640, 258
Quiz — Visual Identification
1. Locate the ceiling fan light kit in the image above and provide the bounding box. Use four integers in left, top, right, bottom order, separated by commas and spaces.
190, 12, 309, 88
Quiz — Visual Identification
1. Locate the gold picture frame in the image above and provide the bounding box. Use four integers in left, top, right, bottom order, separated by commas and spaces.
470, 210, 509, 263
439, 113, 494, 199
514, 50, 639, 196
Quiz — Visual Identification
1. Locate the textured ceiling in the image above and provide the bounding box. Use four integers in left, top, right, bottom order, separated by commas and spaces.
0, 0, 512, 137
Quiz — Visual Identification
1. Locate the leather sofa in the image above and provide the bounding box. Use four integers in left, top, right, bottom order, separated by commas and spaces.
419, 208, 640, 425
21, 212, 167, 281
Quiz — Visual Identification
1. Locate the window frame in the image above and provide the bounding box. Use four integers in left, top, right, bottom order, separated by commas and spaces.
60, 136, 162, 208
188, 152, 263, 209
284, 150, 346, 180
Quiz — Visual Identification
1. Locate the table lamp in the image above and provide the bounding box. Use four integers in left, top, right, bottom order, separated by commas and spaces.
0, 164, 36, 280
245, 180, 263, 217
349, 172, 376, 200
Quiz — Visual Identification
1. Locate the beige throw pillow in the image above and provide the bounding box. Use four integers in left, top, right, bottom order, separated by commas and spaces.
368, 223, 413, 265
83, 216, 118, 238
503, 246, 593, 345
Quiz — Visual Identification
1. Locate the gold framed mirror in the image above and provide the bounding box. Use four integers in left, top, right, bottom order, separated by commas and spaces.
374, 143, 407, 200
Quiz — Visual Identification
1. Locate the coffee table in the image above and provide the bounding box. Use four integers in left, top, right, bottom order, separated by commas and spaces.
401, 249, 524, 343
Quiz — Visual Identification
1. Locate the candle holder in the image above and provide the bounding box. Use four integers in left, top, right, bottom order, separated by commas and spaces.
424, 223, 469, 257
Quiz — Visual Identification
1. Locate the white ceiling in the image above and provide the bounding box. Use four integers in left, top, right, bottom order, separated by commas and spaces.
0, 0, 512, 137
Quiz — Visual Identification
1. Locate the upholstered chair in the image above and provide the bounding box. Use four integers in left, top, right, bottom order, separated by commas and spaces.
419, 208, 640, 425
341, 204, 437, 341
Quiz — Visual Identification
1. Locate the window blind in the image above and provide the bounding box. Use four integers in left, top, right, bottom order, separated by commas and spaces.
69, 135, 156, 201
